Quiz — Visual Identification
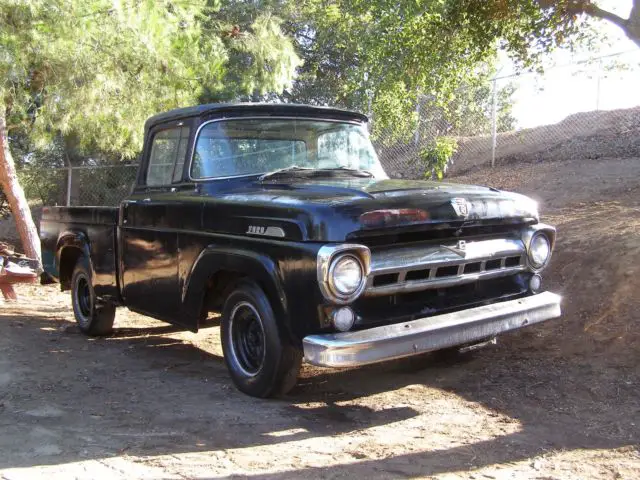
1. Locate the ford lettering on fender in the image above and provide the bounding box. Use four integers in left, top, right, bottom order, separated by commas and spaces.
40, 103, 562, 398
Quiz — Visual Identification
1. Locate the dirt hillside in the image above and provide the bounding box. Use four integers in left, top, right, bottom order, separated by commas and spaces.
449, 106, 640, 175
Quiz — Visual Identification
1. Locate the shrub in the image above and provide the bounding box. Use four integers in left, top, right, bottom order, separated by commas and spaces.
417, 137, 458, 180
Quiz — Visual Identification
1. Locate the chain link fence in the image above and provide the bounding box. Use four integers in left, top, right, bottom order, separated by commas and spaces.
375, 50, 640, 179
23, 165, 138, 207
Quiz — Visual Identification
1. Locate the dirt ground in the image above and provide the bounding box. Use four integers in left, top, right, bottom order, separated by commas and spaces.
1, 155, 639, 479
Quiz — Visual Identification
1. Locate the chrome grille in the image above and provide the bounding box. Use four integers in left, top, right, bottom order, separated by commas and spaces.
364, 238, 526, 297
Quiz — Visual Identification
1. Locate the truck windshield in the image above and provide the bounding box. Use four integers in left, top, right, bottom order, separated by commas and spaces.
190, 118, 387, 179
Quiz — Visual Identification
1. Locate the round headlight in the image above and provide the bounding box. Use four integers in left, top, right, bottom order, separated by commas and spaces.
529, 233, 551, 268
330, 254, 364, 297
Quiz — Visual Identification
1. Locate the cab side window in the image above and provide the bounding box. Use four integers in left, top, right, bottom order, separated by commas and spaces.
146, 126, 190, 186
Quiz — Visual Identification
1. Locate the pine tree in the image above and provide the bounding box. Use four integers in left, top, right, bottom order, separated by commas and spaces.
0, 0, 300, 263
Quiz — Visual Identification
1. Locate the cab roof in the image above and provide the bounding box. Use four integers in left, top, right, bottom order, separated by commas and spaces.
144, 103, 369, 131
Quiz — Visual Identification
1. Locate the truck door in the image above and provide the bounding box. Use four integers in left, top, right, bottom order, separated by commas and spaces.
119, 121, 192, 324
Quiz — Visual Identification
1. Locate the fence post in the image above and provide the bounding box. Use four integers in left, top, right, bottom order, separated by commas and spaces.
364, 71, 373, 132
595, 57, 602, 111
491, 78, 498, 168
414, 95, 421, 146
66, 167, 72, 207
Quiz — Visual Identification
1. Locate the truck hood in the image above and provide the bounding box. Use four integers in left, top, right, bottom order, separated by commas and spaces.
200, 176, 539, 242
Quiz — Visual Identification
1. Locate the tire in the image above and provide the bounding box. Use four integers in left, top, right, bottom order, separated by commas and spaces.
71, 258, 115, 336
221, 280, 302, 398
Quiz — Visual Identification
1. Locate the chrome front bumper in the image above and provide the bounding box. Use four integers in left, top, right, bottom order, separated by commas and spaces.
303, 291, 562, 367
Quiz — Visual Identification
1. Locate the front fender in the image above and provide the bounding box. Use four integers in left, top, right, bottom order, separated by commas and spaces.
181, 246, 288, 334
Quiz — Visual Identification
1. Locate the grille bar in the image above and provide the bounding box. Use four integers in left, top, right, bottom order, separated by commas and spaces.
365, 238, 526, 297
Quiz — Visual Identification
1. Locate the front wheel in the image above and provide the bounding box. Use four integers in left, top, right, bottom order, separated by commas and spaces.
221, 280, 301, 398
71, 258, 115, 336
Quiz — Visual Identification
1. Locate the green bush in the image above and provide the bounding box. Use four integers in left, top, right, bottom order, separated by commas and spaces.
18, 167, 67, 207
417, 137, 458, 180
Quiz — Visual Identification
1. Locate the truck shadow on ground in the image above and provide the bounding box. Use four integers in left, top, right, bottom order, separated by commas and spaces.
1, 312, 638, 476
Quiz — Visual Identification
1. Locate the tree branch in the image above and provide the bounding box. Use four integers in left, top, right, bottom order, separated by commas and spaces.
583, 3, 629, 30
552, 0, 640, 48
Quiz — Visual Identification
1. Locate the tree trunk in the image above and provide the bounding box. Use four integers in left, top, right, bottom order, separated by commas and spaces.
0, 109, 42, 265
582, 0, 640, 48
629, 0, 640, 48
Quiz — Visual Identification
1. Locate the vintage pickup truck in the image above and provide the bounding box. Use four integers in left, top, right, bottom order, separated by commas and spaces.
41, 103, 561, 397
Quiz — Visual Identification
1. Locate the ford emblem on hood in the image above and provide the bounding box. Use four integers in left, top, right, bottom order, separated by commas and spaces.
451, 198, 470, 218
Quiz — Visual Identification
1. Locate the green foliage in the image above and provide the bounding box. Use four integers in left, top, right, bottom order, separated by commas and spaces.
416, 67, 517, 141
272, 0, 606, 141
496, 83, 518, 133
15, 136, 67, 205
370, 84, 419, 146
0, 0, 300, 160
18, 167, 66, 206
0, 0, 622, 181
200, 7, 302, 102
417, 137, 458, 180
283, 0, 509, 136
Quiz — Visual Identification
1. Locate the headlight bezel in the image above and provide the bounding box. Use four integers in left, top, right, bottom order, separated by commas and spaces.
317, 244, 371, 304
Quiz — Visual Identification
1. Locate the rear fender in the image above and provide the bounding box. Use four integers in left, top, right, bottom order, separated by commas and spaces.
56, 231, 92, 289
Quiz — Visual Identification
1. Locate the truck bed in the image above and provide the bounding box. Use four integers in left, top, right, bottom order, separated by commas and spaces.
40, 206, 120, 301
41, 206, 119, 226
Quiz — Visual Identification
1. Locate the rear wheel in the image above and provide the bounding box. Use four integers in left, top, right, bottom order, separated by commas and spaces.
221, 280, 301, 398
71, 258, 115, 336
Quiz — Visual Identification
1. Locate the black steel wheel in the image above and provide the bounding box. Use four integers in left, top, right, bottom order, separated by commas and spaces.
71, 257, 115, 336
74, 275, 92, 324
221, 280, 302, 398
229, 301, 266, 376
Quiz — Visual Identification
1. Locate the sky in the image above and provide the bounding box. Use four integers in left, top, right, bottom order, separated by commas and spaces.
499, 0, 640, 129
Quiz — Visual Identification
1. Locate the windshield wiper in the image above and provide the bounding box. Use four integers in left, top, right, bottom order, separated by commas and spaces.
259, 165, 374, 182
324, 166, 374, 178
258, 165, 315, 181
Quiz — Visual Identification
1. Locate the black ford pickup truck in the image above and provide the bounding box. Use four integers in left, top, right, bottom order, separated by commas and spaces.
41, 103, 561, 397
